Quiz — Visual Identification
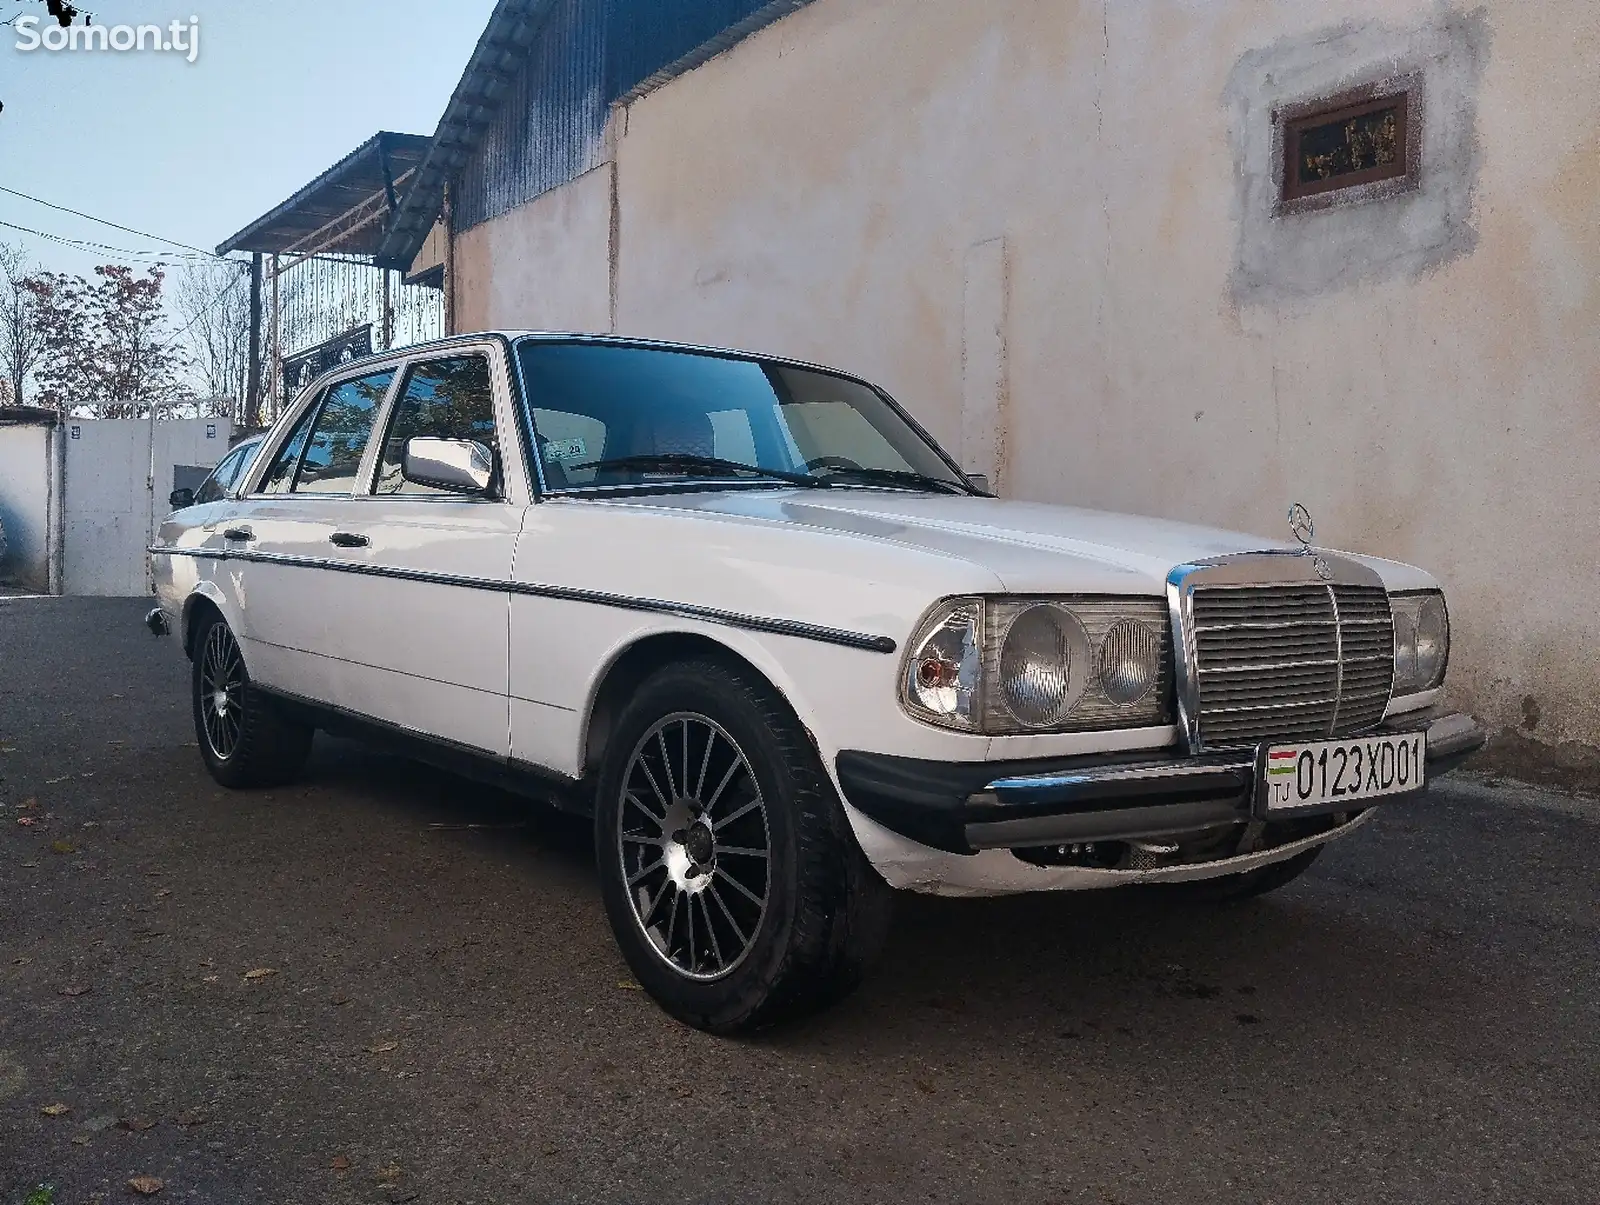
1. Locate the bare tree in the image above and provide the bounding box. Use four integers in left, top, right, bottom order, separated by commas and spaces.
175, 259, 252, 421
0, 242, 48, 408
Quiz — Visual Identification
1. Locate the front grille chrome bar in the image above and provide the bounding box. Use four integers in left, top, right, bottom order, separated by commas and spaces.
1166, 550, 1395, 754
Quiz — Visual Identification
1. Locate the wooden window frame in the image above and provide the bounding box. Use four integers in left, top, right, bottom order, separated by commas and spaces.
1275, 76, 1422, 215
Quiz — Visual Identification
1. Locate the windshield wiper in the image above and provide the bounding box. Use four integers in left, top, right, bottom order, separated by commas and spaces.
569, 453, 825, 487
807, 465, 971, 495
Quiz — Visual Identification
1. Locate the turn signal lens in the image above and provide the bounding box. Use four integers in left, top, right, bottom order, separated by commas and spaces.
902, 601, 982, 730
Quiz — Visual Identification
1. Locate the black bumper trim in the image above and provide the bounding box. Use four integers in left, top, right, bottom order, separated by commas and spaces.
835, 711, 1485, 855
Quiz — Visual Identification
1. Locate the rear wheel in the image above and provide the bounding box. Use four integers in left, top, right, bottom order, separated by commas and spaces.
192, 612, 312, 789
595, 658, 893, 1033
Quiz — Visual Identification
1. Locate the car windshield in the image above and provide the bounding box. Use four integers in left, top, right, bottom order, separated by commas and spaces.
515, 340, 970, 494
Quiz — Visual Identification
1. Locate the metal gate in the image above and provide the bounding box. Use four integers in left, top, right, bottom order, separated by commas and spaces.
63, 418, 230, 596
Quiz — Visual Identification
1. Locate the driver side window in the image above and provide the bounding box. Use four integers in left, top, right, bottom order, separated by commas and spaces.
373, 355, 498, 496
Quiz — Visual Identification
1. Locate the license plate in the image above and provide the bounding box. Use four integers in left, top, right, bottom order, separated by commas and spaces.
1259, 732, 1426, 813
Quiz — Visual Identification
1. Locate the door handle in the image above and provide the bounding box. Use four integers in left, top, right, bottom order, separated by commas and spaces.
222, 527, 255, 542
329, 532, 369, 549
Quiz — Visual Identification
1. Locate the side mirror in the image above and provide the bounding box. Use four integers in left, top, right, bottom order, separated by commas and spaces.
169, 488, 195, 510
964, 473, 991, 495
402, 436, 495, 495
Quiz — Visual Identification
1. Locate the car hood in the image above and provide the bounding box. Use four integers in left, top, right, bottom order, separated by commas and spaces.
605, 488, 1310, 595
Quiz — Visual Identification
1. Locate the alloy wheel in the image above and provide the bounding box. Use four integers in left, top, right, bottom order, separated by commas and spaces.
617, 713, 772, 981
199, 623, 246, 761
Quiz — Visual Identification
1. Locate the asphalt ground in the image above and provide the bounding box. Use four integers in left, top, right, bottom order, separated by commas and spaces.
2, 596, 1597, 1204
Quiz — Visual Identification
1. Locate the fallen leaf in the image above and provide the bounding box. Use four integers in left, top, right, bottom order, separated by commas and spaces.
41, 1102, 70, 1116
388, 1191, 418, 1203
21, 861, 39, 867
375, 1164, 403, 1182
330, 1156, 350, 1171
329, 994, 351, 1006
364, 1041, 399, 1054
154, 889, 171, 898
914, 1079, 936, 1095
51, 840, 76, 855
127, 1176, 164, 1195
201, 975, 219, 984
118, 1117, 158, 1132
617, 980, 643, 991
20, 797, 37, 809
242, 967, 277, 981
12, 956, 30, 965
81, 821, 100, 829
175, 1111, 207, 1127
59, 984, 93, 997
71, 1134, 90, 1145
17, 816, 36, 827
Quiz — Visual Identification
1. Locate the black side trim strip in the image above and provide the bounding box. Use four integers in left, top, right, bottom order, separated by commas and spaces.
149, 545, 897, 654
251, 683, 593, 817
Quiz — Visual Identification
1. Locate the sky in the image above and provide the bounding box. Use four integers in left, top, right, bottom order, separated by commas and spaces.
0, 0, 497, 278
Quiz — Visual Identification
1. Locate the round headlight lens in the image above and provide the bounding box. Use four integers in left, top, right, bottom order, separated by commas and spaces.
999, 605, 1085, 727
1099, 618, 1161, 706
1414, 593, 1448, 688
1392, 605, 1419, 691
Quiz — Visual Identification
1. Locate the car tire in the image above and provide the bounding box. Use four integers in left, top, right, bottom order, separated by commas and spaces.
1163, 844, 1324, 904
595, 656, 894, 1034
191, 611, 312, 789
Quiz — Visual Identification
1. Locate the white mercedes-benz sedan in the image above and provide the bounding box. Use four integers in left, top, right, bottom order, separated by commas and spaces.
149, 331, 1484, 1032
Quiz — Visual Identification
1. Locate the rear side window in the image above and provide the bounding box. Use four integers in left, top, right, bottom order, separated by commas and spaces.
258, 402, 321, 495
194, 445, 247, 505
374, 355, 498, 496
292, 371, 394, 494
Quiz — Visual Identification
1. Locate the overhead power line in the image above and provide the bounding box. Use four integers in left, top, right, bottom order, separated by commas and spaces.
0, 183, 221, 259
0, 217, 215, 263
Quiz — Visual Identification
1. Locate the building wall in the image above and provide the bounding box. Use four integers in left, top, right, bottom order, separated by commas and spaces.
454, 162, 615, 334
0, 424, 54, 592
456, 0, 1600, 764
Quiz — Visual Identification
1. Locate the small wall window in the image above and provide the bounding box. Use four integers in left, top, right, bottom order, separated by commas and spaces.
1277, 80, 1419, 213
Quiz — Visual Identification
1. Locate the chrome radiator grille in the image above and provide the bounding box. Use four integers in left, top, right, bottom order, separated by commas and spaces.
1190, 583, 1394, 748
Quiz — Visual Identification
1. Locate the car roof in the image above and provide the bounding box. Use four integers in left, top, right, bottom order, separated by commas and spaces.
289, 331, 866, 403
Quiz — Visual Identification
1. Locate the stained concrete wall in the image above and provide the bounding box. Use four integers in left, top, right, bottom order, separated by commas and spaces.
453, 163, 614, 335
454, 0, 1600, 771
0, 423, 54, 592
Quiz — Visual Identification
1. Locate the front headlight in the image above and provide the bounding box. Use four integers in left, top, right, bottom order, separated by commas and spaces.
900, 596, 1172, 734
1391, 590, 1449, 695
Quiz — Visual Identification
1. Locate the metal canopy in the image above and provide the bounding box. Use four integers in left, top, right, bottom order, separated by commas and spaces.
215, 132, 432, 260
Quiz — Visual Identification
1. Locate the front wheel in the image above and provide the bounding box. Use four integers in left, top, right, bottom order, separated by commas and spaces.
595, 658, 892, 1034
191, 613, 312, 789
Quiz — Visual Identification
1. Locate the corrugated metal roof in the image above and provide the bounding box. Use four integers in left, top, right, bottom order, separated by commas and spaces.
373, 0, 814, 270
215, 132, 431, 258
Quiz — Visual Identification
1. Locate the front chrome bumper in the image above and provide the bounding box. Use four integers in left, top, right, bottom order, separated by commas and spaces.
835, 711, 1485, 855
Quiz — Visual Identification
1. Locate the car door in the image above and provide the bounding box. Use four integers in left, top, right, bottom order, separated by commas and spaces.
223, 367, 400, 704
321, 343, 528, 756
